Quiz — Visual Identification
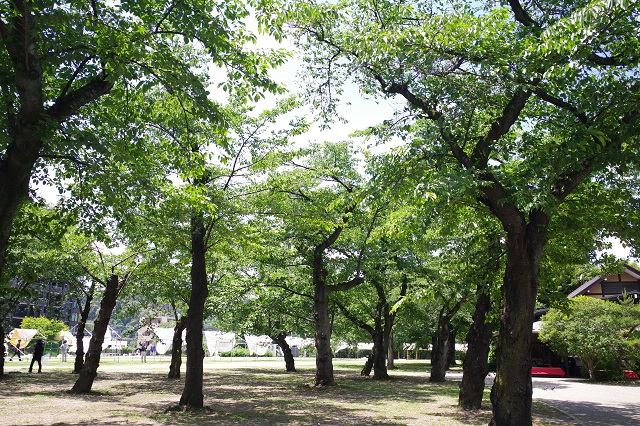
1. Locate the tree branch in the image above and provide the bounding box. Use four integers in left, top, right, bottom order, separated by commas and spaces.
47, 75, 114, 123
506, 0, 539, 28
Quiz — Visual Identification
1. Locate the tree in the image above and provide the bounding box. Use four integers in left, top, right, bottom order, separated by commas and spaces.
0, 0, 283, 281
289, 1, 640, 423
70, 247, 148, 393
261, 141, 368, 386
539, 295, 640, 380
335, 269, 407, 379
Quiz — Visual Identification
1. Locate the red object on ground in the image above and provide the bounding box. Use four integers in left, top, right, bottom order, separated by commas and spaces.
531, 366, 566, 377
624, 370, 639, 379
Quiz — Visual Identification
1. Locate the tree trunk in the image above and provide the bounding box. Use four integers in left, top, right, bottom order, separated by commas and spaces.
585, 357, 596, 380
313, 269, 334, 386
372, 327, 389, 379
179, 213, 209, 408
459, 288, 494, 410
446, 327, 457, 368
387, 333, 395, 370
0, 322, 4, 376
489, 227, 544, 426
430, 318, 450, 382
0, 2, 44, 276
272, 332, 296, 372
73, 285, 95, 374
168, 316, 187, 379
361, 354, 374, 376
70, 274, 119, 393
0, 3, 112, 278
371, 297, 389, 380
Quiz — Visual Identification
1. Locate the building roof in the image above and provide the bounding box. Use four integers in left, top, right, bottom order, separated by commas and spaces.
567, 264, 640, 298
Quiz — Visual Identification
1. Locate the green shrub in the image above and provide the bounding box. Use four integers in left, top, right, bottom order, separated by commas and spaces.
219, 347, 251, 357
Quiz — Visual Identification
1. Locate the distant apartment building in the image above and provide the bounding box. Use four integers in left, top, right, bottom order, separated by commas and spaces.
8, 279, 81, 328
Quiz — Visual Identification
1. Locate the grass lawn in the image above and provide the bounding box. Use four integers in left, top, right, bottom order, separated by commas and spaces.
0, 356, 575, 425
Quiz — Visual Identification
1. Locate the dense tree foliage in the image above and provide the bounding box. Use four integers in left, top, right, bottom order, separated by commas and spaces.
539, 295, 640, 380
288, 0, 640, 423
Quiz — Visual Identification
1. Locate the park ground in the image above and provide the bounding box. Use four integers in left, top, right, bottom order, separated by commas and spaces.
1, 356, 580, 425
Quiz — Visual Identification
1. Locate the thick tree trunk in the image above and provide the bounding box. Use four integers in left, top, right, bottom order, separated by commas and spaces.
446, 327, 457, 368
73, 286, 95, 374
0, 3, 112, 278
273, 332, 296, 372
179, 213, 209, 408
459, 288, 494, 410
70, 274, 119, 393
489, 228, 544, 426
168, 316, 187, 379
0, 3, 44, 276
372, 326, 389, 379
0, 322, 4, 376
313, 274, 334, 386
430, 319, 450, 382
387, 333, 395, 370
371, 297, 390, 380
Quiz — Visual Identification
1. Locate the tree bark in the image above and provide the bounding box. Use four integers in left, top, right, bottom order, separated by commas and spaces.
446, 327, 457, 368
430, 318, 451, 382
0, 322, 4, 376
387, 333, 395, 370
489, 222, 546, 426
272, 332, 296, 372
313, 266, 334, 386
179, 213, 209, 408
70, 274, 119, 393
168, 316, 187, 379
430, 296, 465, 383
371, 319, 389, 380
459, 288, 494, 409
73, 283, 95, 374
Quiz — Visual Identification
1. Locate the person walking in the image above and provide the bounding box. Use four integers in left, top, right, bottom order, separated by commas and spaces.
140, 342, 147, 363
29, 339, 45, 373
9, 339, 22, 361
60, 340, 68, 362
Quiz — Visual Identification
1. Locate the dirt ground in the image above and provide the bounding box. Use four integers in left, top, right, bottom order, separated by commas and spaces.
0, 357, 574, 425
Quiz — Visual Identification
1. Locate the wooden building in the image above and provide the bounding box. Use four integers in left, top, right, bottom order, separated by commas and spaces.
567, 264, 640, 301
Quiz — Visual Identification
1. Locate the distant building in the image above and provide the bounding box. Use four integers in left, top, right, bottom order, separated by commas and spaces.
8, 279, 81, 328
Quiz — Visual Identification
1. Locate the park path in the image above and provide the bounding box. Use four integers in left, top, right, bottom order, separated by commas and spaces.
446, 371, 640, 425
532, 377, 640, 425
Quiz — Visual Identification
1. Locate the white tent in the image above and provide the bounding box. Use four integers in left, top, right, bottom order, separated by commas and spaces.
102, 325, 127, 351
284, 336, 314, 348
55, 330, 77, 353
138, 326, 186, 355
7, 328, 44, 350
65, 325, 126, 353
244, 334, 273, 356
204, 331, 236, 356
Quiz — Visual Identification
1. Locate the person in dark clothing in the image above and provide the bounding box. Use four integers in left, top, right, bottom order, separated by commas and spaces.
29, 339, 45, 373
9, 339, 22, 361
